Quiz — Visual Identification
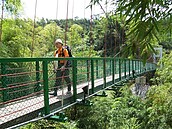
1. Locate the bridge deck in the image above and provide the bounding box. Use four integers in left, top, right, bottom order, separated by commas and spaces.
0, 73, 126, 127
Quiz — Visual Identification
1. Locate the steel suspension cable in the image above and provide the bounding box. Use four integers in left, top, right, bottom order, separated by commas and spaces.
61, 0, 70, 111
31, 0, 38, 57
71, 0, 74, 19
0, 0, 4, 44
87, 3, 94, 95
64, 0, 69, 45
114, 18, 117, 57
114, 1, 118, 57
70, 0, 74, 48
102, 0, 108, 89
104, 0, 108, 58
82, 0, 86, 57
89, 4, 93, 57
83, 0, 86, 19
54, 0, 59, 41
121, 18, 124, 57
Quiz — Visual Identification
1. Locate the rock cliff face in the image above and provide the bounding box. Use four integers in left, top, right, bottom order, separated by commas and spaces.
131, 76, 150, 99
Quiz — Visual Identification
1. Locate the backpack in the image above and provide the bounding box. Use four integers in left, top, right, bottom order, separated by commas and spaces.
63, 45, 73, 57
62, 45, 73, 67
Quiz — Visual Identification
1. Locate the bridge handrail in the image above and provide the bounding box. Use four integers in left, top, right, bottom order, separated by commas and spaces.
0, 57, 156, 128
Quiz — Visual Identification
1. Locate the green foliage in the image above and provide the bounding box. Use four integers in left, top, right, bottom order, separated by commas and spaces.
1, 19, 33, 57
5, 0, 22, 15
35, 22, 63, 57
90, 0, 172, 60
158, 16, 172, 51
65, 88, 145, 129
155, 51, 172, 83
93, 15, 126, 57
116, 0, 171, 38
109, 87, 145, 129
67, 23, 100, 57
20, 119, 78, 129
65, 84, 172, 129
116, 0, 171, 60
1, 18, 100, 58
145, 83, 172, 128
0, 43, 8, 57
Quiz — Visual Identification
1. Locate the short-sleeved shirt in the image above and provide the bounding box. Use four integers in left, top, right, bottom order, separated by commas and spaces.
54, 47, 69, 64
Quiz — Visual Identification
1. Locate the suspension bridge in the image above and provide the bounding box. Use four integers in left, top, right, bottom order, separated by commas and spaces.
0, 57, 156, 128
0, 0, 158, 128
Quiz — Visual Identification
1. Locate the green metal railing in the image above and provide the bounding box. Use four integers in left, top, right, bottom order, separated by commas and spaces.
0, 57, 156, 128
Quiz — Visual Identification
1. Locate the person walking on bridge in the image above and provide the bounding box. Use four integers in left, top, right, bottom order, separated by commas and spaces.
50, 39, 72, 96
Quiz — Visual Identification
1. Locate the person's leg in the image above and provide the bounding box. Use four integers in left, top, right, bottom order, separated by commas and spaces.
51, 69, 62, 96
64, 68, 71, 92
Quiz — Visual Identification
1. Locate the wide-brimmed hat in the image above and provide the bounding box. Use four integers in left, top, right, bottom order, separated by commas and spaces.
55, 39, 63, 45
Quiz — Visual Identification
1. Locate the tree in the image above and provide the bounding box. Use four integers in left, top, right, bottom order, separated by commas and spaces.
36, 23, 63, 57
0, 0, 22, 44
158, 16, 172, 51
93, 15, 126, 57
4, 0, 22, 15
89, 0, 172, 60
68, 23, 99, 57
1, 18, 33, 57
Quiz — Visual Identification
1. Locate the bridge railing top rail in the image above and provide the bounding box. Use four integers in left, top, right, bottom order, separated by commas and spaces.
0, 57, 155, 63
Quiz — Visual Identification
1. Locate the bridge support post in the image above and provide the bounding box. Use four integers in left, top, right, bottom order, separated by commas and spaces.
86, 60, 90, 82
1, 63, 8, 102
124, 59, 127, 79
119, 58, 121, 81
129, 59, 131, 77
43, 61, 50, 115
91, 59, 94, 94
140, 61, 141, 74
72, 60, 77, 102
138, 60, 140, 75
132, 60, 134, 78
109, 60, 112, 76
103, 59, 106, 88
112, 58, 115, 84
135, 60, 137, 74
96, 60, 98, 78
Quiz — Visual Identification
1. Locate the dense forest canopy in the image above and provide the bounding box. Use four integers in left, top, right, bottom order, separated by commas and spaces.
0, 0, 171, 60
90, 0, 172, 59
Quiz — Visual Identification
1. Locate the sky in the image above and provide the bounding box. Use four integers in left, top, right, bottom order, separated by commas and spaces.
21, 0, 109, 20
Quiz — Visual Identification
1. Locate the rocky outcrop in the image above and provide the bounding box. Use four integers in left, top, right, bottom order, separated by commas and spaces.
131, 76, 150, 99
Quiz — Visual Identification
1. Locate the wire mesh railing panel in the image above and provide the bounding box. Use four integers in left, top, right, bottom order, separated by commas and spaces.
126, 59, 130, 78
0, 57, 156, 128
93, 59, 105, 91
0, 61, 44, 125
94, 60, 104, 80
0, 66, 3, 104
47, 61, 56, 92
140, 61, 143, 73
115, 58, 119, 79
104, 59, 114, 86
76, 60, 91, 97
136, 60, 140, 73
105, 59, 112, 77
121, 59, 125, 78
77, 60, 90, 84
